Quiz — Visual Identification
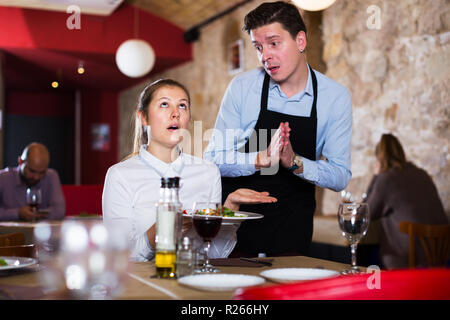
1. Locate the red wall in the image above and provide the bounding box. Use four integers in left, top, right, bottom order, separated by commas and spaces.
6, 90, 74, 116
81, 90, 119, 184
6, 89, 118, 184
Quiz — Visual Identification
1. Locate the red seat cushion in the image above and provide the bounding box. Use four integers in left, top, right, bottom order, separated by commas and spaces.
61, 185, 103, 216
233, 268, 450, 300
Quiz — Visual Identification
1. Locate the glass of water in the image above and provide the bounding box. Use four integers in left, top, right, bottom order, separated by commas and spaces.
338, 202, 370, 274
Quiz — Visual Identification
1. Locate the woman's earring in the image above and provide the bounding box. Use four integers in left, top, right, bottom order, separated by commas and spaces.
300, 49, 304, 53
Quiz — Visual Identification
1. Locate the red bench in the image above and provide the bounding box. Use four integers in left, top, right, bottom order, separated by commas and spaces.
61, 184, 103, 216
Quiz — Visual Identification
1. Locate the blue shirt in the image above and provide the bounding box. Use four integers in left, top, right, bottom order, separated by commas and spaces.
204, 66, 352, 192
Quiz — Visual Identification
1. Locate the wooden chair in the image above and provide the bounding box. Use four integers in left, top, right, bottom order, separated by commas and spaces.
399, 221, 450, 268
0, 244, 37, 258
0, 232, 25, 247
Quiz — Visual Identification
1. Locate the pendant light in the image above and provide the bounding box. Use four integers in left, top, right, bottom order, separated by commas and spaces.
292, 0, 337, 11
115, 7, 155, 78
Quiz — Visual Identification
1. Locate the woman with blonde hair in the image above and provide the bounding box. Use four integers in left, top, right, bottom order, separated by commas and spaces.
102, 79, 276, 261
365, 133, 448, 269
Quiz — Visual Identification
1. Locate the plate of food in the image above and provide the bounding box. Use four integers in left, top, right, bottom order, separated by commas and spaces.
0, 256, 38, 271
260, 268, 340, 283
183, 207, 263, 223
178, 273, 265, 292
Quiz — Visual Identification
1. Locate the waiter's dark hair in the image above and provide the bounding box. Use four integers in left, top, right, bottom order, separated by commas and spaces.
375, 134, 407, 172
243, 1, 307, 39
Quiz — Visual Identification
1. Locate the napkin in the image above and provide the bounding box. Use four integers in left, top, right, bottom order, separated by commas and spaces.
210, 258, 274, 268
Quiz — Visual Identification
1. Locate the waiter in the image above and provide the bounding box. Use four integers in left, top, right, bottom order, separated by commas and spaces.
204, 2, 352, 257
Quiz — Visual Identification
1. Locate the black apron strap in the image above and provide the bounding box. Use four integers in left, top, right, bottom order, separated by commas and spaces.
309, 65, 318, 120
261, 73, 270, 112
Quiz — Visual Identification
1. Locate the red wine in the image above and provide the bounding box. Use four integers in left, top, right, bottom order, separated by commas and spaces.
193, 216, 222, 240
29, 203, 39, 211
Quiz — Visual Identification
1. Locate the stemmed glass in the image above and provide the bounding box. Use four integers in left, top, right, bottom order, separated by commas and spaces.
338, 202, 370, 274
192, 202, 223, 273
26, 188, 41, 221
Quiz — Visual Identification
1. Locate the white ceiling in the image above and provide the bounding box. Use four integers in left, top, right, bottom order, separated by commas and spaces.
0, 0, 124, 16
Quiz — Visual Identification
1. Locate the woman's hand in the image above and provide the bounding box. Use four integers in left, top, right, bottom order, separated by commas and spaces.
224, 188, 277, 211
147, 216, 193, 249
182, 216, 193, 235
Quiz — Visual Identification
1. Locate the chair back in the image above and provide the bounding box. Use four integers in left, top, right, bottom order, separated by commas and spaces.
0, 244, 37, 258
399, 221, 450, 268
0, 232, 25, 247
61, 184, 103, 216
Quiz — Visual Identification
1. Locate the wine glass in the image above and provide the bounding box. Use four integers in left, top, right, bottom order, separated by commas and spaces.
192, 202, 223, 273
26, 188, 41, 221
338, 202, 370, 274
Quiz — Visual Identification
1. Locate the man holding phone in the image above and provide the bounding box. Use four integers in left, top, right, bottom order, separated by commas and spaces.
0, 142, 65, 221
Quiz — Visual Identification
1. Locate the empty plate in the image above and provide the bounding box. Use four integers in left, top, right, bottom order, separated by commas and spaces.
178, 273, 265, 291
260, 268, 340, 283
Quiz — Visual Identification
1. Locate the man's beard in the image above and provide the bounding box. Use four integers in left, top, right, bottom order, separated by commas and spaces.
19, 171, 37, 187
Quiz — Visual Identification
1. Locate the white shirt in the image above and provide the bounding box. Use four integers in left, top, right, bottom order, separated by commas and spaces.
102, 145, 238, 261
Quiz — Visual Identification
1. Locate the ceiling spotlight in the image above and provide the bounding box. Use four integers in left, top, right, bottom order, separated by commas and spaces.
51, 81, 59, 88
77, 61, 85, 74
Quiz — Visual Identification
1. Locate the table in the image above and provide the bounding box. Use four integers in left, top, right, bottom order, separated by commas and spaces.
0, 216, 381, 247
0, 255, 352, 300
0, 219, 101, 244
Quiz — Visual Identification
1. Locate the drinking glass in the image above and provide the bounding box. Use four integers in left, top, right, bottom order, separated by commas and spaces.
26, 187, 41, 212
34, 221, 130, 299
192, 202, 223, 273
26, 188, 42, 222
338, 202, 370, 274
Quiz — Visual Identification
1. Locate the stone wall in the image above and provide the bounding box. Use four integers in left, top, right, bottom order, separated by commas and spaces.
119, 0, 449, 216
320, 0, 449, 216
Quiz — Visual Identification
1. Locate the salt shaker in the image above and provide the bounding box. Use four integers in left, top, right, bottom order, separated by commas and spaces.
176, 236, 194, 278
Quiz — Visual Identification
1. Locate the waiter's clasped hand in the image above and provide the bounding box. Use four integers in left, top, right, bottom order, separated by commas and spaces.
255, 122, 296, 171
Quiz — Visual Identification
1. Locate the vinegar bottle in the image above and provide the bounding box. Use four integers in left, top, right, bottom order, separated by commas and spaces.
155, 178, 177, 278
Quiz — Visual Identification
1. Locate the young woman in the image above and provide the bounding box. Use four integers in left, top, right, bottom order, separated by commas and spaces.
365, 133, 448, 269
102, 79, 276, 261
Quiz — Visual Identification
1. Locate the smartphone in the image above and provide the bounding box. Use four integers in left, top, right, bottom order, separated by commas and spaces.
38, 209, 50, 216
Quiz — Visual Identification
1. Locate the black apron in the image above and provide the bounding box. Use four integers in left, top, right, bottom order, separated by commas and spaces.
222, 66, 318, 255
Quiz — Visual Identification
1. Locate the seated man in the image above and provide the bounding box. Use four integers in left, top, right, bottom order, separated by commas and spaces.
0, 142, 65, 221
